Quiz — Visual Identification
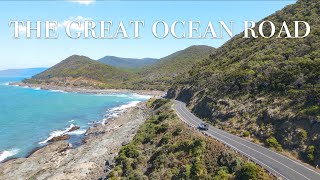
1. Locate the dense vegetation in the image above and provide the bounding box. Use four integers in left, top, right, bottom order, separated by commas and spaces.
24, 55, 134, 88
27, 46, 214, 90
108, 98, 273, 180
132, 45, 215, 90
98, 56, 159, 69
169, 0, 320, 165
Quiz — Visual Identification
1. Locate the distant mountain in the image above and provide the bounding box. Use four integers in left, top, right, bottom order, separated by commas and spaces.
133, 45, 215, 90
25, 55, 133, 88
0, 68, 47, 77
98, 56, 159, 69
27, 45, 214, 90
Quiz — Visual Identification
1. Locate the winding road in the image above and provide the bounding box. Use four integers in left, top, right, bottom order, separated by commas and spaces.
173, 100, 320, 180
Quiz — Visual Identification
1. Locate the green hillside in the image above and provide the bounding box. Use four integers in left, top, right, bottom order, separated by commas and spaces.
132, 45, 215, 90
25, 55, 133, 88
98, 56, 158, 69
168, 0, 320, 166
26, 46, 214, 90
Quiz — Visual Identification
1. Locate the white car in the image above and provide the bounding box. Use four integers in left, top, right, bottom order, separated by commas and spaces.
198, 123, 209, 130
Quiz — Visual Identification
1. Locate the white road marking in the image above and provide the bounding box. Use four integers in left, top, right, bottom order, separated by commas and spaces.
174, 101, 317, 180
175, 103, 288, 179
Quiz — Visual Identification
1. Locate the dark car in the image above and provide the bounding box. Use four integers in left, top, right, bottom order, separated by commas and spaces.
198, 123, 209, 130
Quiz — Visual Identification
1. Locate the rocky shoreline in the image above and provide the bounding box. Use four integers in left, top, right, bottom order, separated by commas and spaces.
10, 82, 165, 96
0, 102, 151, 180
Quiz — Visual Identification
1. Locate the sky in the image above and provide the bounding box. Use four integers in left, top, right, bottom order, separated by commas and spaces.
0, 0, 296, 70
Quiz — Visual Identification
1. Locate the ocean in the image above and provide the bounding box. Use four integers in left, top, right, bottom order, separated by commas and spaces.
0, 76, 150, 162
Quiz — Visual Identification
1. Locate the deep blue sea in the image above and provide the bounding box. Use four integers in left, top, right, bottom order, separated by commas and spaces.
0, 76, 150, 162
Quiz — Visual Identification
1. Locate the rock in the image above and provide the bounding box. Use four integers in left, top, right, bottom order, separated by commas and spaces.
82, 137, 89, 144
68, 125, 80, 132
0, 101, 150, 180
121, 140, 131, 146
48, 134, 70, 142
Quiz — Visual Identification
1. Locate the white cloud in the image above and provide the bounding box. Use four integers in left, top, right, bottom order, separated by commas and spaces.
62, 16, 92, 31
69, 0, 95, 5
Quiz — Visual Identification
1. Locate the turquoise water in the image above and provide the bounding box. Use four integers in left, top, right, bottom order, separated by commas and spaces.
0, 77, 150, 162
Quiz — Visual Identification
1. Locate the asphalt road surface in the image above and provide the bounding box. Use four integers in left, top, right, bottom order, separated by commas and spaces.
173, 100, 320, 180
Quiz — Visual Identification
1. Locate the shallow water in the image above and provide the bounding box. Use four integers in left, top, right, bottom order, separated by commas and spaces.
0, 77, 150, 162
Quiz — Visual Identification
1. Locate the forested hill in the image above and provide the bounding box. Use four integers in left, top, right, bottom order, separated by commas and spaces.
132, 45, 215, 90
25, 55, 133, 88
168, 0, 320, 166
26, 45, 215, 90
98, 56, 158, 69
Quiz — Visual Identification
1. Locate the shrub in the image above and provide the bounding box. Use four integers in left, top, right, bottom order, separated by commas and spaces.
184, 164, 191, 179
192, 140, 206, 156
297, 129, 308, 142
238, 162, 259, 180
156, 123, 169, 134
301, 106, 320, 116
214, 168, 231, 180
122, 144, 139, 158
158, 113, 169, 122
266, 137, 283, 152
141, 135, 153, 144
152, 154, 167, 169
149, 98, 170, 109
306, 145, 315, 162
243, 131, 250, 137
307, 145, 315, 153
159, 134, 170, 145
146, 98, 156, 108
172, 127, 182, 136
190, 156, 207, 179
307, 154, 314, 162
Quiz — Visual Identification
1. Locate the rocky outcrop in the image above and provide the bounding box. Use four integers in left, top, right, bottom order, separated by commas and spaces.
167, 86, 196, 103
48, 134, 70, 142
68, 125, 80, 132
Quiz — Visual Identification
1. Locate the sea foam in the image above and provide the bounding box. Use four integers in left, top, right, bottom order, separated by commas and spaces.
94, 93, 129, 98
66, 129, 86, 135
94, 93, 152, 99
112, 100, 141, 111
0, 149, 19, 162
102, 101, 141, 124
39, 124, 78, 144
1, 82, 10, 86
130, 93, 152, 99
50, 89, 66, 93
